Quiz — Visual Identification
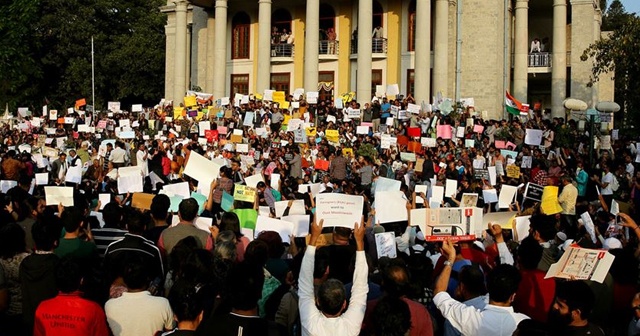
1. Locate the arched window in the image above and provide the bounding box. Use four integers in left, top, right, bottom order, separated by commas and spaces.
232, 12, 250, 59
373, 1, 383, 29
319, 4, 336, 31
272, 9, 292, 35
408, 0, 416, 51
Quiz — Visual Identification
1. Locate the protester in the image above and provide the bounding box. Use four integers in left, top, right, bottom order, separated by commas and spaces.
0, 88, 631, 336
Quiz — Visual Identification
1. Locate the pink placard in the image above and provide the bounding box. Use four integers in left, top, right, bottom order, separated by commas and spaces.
495, 140, 506, 149
506, 141, 516, 149
217, 126, 228, 135
473, 125, 484, 133
436, 125, 452, 139
97, 120, 107, 129
360, 122, 373, 127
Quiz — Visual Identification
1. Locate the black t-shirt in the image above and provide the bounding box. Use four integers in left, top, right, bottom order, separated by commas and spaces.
564, 323, 605, 336
197, 313, 268, 336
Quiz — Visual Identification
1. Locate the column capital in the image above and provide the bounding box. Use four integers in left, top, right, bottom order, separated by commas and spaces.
174, 0, 188, 9
215, 0, 227, 9
515, 0, 528, 9
258, 0, 272, 4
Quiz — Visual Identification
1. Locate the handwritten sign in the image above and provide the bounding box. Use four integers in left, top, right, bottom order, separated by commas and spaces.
506, 165, 521, 178
316, 194, 364, 228
375, 232, 397, 258
233, 184, 257, 203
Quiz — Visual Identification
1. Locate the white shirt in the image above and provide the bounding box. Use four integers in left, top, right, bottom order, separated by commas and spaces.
105, 291, 174, 336
299, 246, 368, 336
601, 172, 614, 195
136, 150, 149, 176
110, 147, 128, 163
434, 292, 529, 336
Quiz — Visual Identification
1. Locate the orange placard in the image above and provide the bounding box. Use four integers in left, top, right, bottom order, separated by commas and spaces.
57, 117, 65, 124
407, 141, 422, 153
75, 98, 86, 108
314, 159, 329, 171
396, 135, 409, 146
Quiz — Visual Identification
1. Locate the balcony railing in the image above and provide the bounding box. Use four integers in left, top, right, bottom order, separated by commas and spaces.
350, 38, 388, 55
319, 40, 339, 56
528, 52, 551, 67
271, 43, 294, 58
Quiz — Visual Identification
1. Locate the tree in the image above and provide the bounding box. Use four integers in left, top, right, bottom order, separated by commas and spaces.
602, 0, 633, 31
0, 0, 167, 112
583, 15, 640, 132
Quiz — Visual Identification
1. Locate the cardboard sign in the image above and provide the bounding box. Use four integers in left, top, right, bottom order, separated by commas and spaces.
132, 193, 155, 210
233, 184, 257, 203
315, 194, 364, 228
410, 207, 482, 242
545, 245, 614, 283
506, 165, 521, 178
524, 183, 544, 202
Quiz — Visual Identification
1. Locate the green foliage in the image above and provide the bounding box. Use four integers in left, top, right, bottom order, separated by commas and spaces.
0, 0, 166, 111
357, 143, 378, 159
583, 14, 640, 132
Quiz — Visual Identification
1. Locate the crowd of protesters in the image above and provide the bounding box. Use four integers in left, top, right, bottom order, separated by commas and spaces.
0, 91, 638, 336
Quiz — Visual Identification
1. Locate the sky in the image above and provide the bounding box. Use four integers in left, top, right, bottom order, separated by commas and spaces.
618, 0, 640, 15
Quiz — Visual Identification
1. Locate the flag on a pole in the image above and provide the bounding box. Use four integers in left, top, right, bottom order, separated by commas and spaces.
505, 91, 523, 116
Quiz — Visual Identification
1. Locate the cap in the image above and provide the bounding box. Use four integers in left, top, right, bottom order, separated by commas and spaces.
603, 237, 622, 250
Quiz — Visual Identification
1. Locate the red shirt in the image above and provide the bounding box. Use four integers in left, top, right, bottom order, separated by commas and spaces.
513, 269, 555, 322
34, 292, 109, 336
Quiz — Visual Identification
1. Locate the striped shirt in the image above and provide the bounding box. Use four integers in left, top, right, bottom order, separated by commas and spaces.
104, 233, 164, 280
92, 228, 128, 258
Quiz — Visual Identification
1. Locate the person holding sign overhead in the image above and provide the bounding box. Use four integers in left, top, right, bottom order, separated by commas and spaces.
299, 216, 367, 336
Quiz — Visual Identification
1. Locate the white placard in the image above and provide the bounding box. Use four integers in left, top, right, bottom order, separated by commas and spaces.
255, 216, 294, 243
64, 166, 83, 184
514, 216, 531, 242
183, 152, 222, 187
525, 129, 543, 146
482, 189, 498, 203
306, 92, 319, 104
162, 182, 191, 199
431, 185, 445, 205
99, 193, 110, 210
545, 246, 614, 283
374, 177, 401, 192
386, 84, 400, 96
270, 174, 280, 189
117, 172, 143, 193
45, 186, 74, 206
35, 173, 49, 186
282, 215, 310, 237
244, 174, 264, 188
375, 232, 397, 258
407, 103, 421, 114
315, 193, 364, 228
131, 104, 143, 112
375, 191, 408, 224
498, 185, 518, 209
445, 179, 458, 198
357, 126, 369, 135
0, 180, 17, 193
415, 185, 428, 204
275, 200, 306, 218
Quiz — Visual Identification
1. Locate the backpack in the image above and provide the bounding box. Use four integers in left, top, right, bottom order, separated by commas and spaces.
611, 174, 619, 192
271, 188, 282, 202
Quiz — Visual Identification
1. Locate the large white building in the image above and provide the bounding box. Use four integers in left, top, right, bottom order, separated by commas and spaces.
162, 0, 613, 119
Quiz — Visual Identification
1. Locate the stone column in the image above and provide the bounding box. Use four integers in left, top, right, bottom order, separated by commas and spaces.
551, 0, 567, 117
414, 0, 431, 104
212, 0, 227, 98
304, 0, 320, 93
356, 0, 372, 104
513, 0, 528, 104
570, 0, 594, 107
205, 11, 215, 93
173, 0, 188, 102
591, 8, 601, 107
256, 0, 272, 94
433, 0, 448, 97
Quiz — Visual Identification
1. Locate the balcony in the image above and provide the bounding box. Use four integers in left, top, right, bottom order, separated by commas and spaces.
271, 43, 294, 63
528, 52, 551, 73
350, 38, 388, 59
319, 40, 339, 60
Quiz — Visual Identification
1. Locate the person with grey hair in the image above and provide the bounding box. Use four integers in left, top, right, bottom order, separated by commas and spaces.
214, 230, 238, 261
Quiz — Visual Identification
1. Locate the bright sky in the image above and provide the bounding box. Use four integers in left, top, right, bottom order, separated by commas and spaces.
618, 0, 640, 14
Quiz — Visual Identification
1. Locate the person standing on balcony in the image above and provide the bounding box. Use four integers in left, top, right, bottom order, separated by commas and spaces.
279, 29, 291, 57
372, 26, 383, 53
327, 28, 337, 54
530, 38, 541, 53
541, 37, 549, 52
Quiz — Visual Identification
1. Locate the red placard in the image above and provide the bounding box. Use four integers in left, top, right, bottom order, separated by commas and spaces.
407, 127, 421, 137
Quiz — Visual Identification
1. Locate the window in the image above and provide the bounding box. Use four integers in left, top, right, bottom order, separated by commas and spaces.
232, 12, 250, 59
318, 71, 335, 102
272, 9, 292, 36
373, 1, 383, 29
230, 74, 249, 98
408, 1, 416, 51
320, 4, 336, 32
407, 69, 415, 97
371, 69, 383, 98
270, 73, 291, 93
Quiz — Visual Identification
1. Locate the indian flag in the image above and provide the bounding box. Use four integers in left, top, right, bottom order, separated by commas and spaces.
505, 91, 523, 116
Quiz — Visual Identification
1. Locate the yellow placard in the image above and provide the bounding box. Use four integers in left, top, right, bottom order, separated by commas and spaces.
283, 114, 291, 125
541, 186, 563, 215
184, 96, 197, 107
305, 127, 317, 137
280, 101, 290, 109
233, 184, 256, 202
173, 107, 184, 120
326, 130, 339, 138
254, 94, 263, 101
342, 148, 353, 157
506, 165, 521, 179
273, 91, 286, 102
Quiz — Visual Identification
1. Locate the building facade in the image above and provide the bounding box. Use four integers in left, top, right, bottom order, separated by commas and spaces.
162, 0, 613, 120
